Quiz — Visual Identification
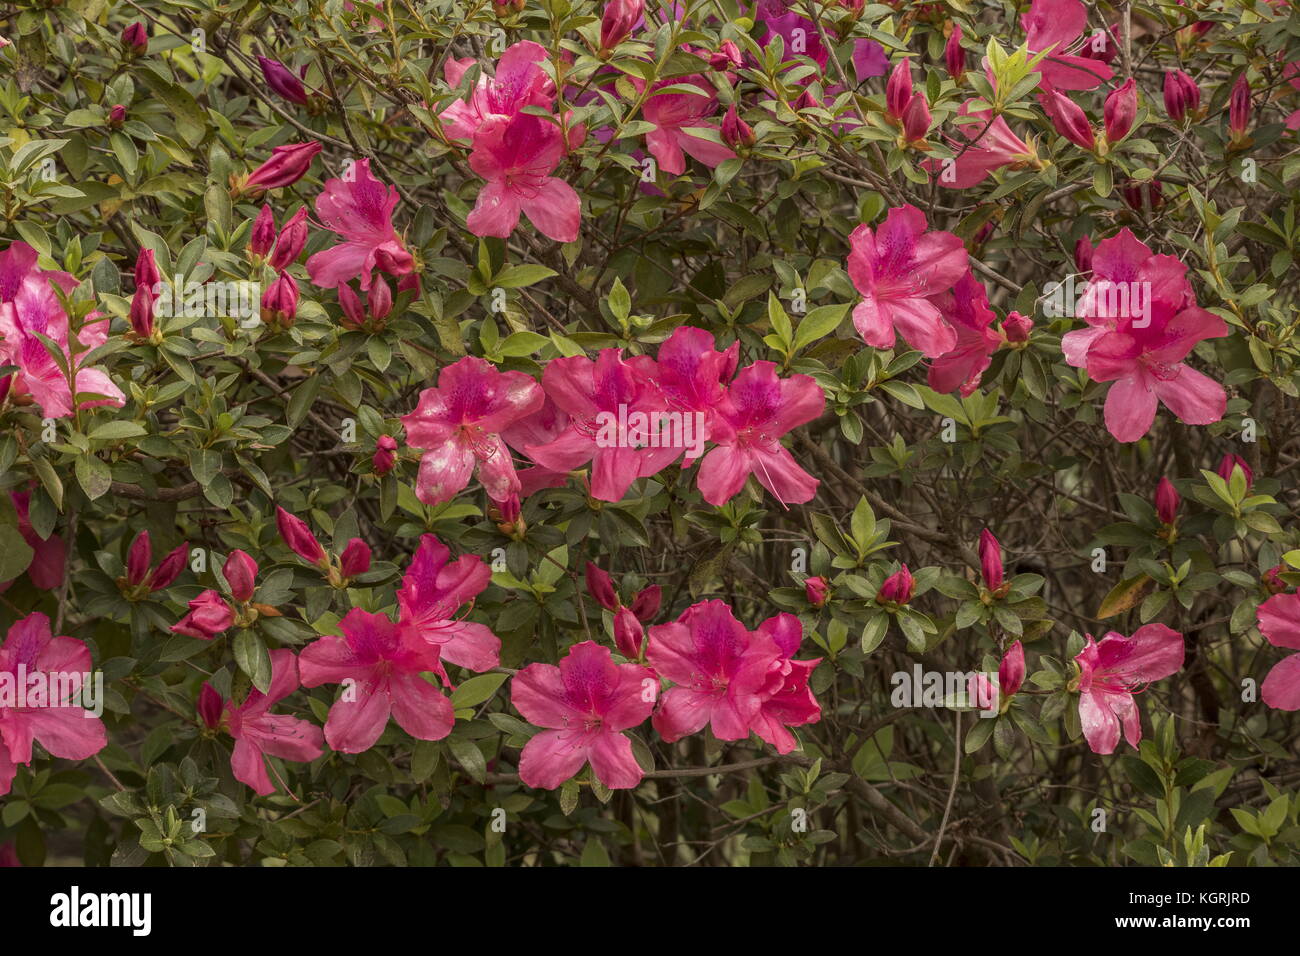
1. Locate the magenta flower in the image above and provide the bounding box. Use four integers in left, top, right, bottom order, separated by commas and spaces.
305, 158, 413, 291
1104, 77, 1137, 142
0, 613, 108, 796
396, 533, 501, 673
1163, 70, 1200, 122
846, 205, 968, 357
1155, 476, 1180, 524
401, 355, 544, 505
877, 564, 914, 604
852, 39, 889, 81
653, 325, 738, 456
639, 75, 736, 176
465, 111, 582, 243
511, 640, 656, 789
1, 492, 65, 592
171, 590, 234, 640
1061, 228, 1228, 442
1021, 0, 1113, 91
501, 394, 572, 497
931, 103, 1036, 189
1256, 592, 1300, 710
927, 271, 1001, 395
1074, 624, 1184, 754
299, 607, 454, 753
647, 600, 784, 744
696, 361, 824, 507
747, 613, 822, 754
440, 41, 555, 141
200, 650, 324, 795
526, 349, 682, 502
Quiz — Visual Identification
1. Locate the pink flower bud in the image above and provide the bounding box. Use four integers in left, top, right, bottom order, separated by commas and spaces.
107, 104, 127, 127
242, 141, 321, 193
129, 287, 155, 339
126, 530, 152, 586
339, 538, 372, 578
269, 207, 308, 269
613, 606, 645, 659
223, 550, 258, 603
1163, 70, 1199, 122
374, 244, 414, 277
1120, 179, 1162, 212
721, 104, 755, 149
373, 435, 398, 475
804, 575, 830, 607
277, 506, 327, 566
197, 683, 224, 730
337, 282, 366, 329
257, 56, 310, 106
151, 543, 188, 591
1003, 311, 1033, 343
171, 590, 233, 639
900, 93, 931, 143
944, 25, 966, 80
368, 277, 393, 324
709, 41, 743, 72
585, 561, 619, 611
793, 88, 821, 111
1074, 237, 1094, 274
1217, 453, 1253, 488
968, 672, 997, 711
1264, 565, 1286, 595
1229, 73, 1251, 139
1042, 88, 1095, 150
999, 640, 1025, 698
629, 584, 661, 622
1155, 476, 1180, 525
600, 0, 642, 52
261, 271, 299, 326
1103, 77, 1137, 142
979, 528, 1004, 592
250, 204, 276, 258
885, 58, 913, 121
122, 22, 148, 55
397, 273, 421, 296
134, 247, 160, 292
877, 564, 914, 605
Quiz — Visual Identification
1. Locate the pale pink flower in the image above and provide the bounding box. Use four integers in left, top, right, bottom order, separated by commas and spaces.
441, 41, 555, 141
1256, 592, 1300, 710
1074, 624, 1184, 754
305, 159, 414, 291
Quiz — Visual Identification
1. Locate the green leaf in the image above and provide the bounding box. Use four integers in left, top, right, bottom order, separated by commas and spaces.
449, 673, 509, 710
233, 631, 273, 695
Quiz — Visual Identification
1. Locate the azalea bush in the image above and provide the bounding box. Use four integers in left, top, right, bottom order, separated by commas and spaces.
1, 0, 1300, 869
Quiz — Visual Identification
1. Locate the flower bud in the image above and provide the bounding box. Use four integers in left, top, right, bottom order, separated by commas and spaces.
129, 287, 155, 339
126, 530, 152, 587
1042, 88, 1095, 150
600, 0, 642, 53
613, 606, 645, 660
250, 204, 276, 258
1229, 73, 1251, 142
1264, 565, 1286, 595
151, 543, 188, 591
877, 564, 914, 605
240, 142, 321, 195
1103, 77, 1137, 142
709, 41, 743, 72
1074, 236, 1094, 274
122, 22, 148, 55
261, 271, 299, 327
999, 640, 1025, 698
269, 207, 308, 270
373, 435, 398, 475
339, 538, 372, 578
277, 506, 327, 566
1003, 311, 1033, 343
337, 282, 367, 330
979, 528, 1004, 592
1163, 70, 1199, 122
944, 25, 966, 80
197, 683, 224, 730
172, 590, 233, 640
257, 56, 310, 106
721, 104, 755, 149
585, 561, 619, 611
368, 277, 393, 325
224, 550, 258, 603
805, 575, 830, 608
134, 247, 161, 292
107, 104, 127, 128
629, 584, 661, 622
900, 93, 931, 144
1217, 453, 1253, 488
1120, 179, 1162, 213
885, 58, 913, 121
1155, 476, 1180, 525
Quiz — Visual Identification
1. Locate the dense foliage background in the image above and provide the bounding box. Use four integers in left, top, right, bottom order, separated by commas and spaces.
1, 0, 1299, 867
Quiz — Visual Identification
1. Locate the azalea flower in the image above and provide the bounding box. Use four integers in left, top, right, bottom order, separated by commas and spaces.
0, 612, 108, 796
401, 355, 544, 505
305, 159, 414, 291
747, 613, 822, 753
696, 361, 824, 507
299, 607, 454, 753
930, 103, 1037, 189
1061, 228, 1228, 442
1256, 592, 1300, 710
652, 325, 738, 455
846, 205, 968, 357
927, 271, 1001, 395
441, 41, 555, 141
638, 75, 736, 176
198, 650, 324, 795
465, 111, 582, 243
1, 491, 66, 592
171, 590, 234, 640
1073, 623, 1184, 754
396, 533, 502, 673
1021, 0, 1113, 91
510, 640, 656, 789
501, 394, 572, 497
970, 640, 1025, 713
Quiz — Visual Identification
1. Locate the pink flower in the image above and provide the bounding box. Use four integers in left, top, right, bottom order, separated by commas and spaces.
931, 103, 1036, 189
1256, 592, 1300, 710
395, 534, 502, 673
0, 612, 108, 795
1074, 624, 1184, 754
877, 564, 914, 604
171, 590, 234, 640
1021, 0, 1113, 91
647, 600, 783, 744
1155, 476, 1180, 524
501, 395, 573, 497
305, 159, 413, 291
748, 613, 821, 753
201, 650, 324, 795
979, 529, 1004, 592
401, 355, 544, 505
511, 641, 656, 789
241, 141, 321, 193
696, 361, 824, 507
299, 607, 454, 753
653, 325, 739, 455
852, 39, 888, 81
1061, 228, 1228, 442
373, 435, 398, 475
640, 76, 736, 176
440, 41, 555, 141
805, 576, 830, 607
2, 491, 65, 591
927, 271, 1000, 395
1217, 453, 1253, 488
846, 205, 968, 357
465, 111, 582, 243
526, 349, 682, 502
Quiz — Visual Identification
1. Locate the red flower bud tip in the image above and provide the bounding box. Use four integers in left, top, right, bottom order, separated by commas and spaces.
804, 575, 830, 608
613, 606, 645, 660
1263, 565, 1286, 595
257, 56, 311, 107
261, 271, 299, 327
269, 207, 308, 270
1229, 73, 1251, 140
999, 640, 1025, 699
339, 538, 372, 579
1155, 476, 1180, 525
1217, 453, 1253, 488
276, 506, 327, 566
197, 683, 224, 730
1041, 88, 1095, 150
1002, 311, 1033, 343
885, 58, 913, 122
241, 141, 321, 194
121, 22, 148, 55
1163, 70, 1199, 122
979, 528, 1004, 592
134, 247, 161, 291
600, 0, 642, 52
150, 543, 188, 591
900, 93, 931, 144
126, 530, 152, 587
223, 550, 258, 603
585, 561, 619, 611
721, 104, 755, 149
793, 88, 821, 111
107, 104, 127, 128
1074, 237, 1094, 274
877, 564, 914, 605
368, 277, 393, 324
1120, 179, 1163, 213
397, 272, 421, 296
129, 287, 155, 339
944, 24, 966, 80
172, 591, 233, 640
709, 41, 743, 72
629, 584, 662, 622
250, 204, 276, 258
1104, 77, 1137, 142
373, 435, 398, 475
